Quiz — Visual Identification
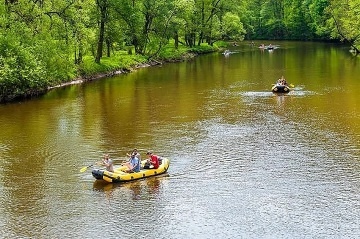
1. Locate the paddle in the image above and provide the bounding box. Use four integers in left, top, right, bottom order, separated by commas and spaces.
79, 164, 94, 173
79, 161, 101, 173
271, 83, 295, 88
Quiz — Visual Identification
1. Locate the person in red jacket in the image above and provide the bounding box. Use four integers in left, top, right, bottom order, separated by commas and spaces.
144, 151, 160, 169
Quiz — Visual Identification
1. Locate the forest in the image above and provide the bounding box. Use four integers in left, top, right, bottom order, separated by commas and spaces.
0, 0, 359, 102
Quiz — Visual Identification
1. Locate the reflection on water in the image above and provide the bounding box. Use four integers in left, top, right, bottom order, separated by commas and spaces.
0, 41, 359, 238
93, 174, 167, 201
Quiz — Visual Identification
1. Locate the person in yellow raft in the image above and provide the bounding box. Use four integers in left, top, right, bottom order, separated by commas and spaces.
102, 154, 114, 172
144, 151, 160, 169
123, 152, 141, 173
126, 148, 141, 161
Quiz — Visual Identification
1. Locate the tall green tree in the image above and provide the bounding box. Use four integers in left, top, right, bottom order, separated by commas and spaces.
261, 0, 286, 39
95, 0, 109, 63
112, 0, 179, 56
306, 0, 331, 39
112, 0, 143, 54
327, 0, 360, 54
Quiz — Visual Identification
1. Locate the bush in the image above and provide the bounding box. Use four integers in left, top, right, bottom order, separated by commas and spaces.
190, 44, 218, 54
0, 38, 48, 102
78, 52, 148, 77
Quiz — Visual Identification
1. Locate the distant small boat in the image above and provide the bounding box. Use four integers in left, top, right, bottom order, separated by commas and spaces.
259, 44, 279, 50
272, 84, 291, 93
223, 50, 231, 56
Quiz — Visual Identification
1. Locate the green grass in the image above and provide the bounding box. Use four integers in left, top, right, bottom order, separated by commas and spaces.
78, 51, 148, 77
73, 40, 225, 80
78, 42, 219, 78
158, 44, 190, 60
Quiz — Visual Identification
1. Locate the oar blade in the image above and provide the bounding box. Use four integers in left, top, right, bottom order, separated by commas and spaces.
79, 166, 88, 173
80, 165, 92, 173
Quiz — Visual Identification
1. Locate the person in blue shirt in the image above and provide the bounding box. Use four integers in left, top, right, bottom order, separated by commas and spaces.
124, 153, 140, 173
126, 148, 141, 161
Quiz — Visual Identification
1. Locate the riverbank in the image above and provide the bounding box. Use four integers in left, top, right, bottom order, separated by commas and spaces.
48, 59, 160, 90
48, 52, 200, 90
1, 45, 219, 104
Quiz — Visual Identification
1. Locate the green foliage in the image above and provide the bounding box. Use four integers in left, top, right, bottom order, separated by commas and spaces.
327, 0, 360, 50
213, 41, 228, 48
0, 0, 359, 102
190, 44, 218, 54
307, 0, 332, 39
158, 44, 190, 60
34, 38, 77, 83
78, 52, 148, 76
222, 13, 246, 41
0, 35, 48, 102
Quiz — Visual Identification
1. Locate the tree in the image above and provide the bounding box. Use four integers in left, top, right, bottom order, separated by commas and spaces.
112, 0, 179, 56
221, 12, 246, 41
306, 0, 332, 40
95, 0, 109, 63
327, 0, 360, 54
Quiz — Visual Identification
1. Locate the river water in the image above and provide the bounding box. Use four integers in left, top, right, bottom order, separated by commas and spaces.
0, 41, 359, 238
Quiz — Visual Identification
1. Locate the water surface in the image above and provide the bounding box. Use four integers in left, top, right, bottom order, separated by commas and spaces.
0, 41, 359, 238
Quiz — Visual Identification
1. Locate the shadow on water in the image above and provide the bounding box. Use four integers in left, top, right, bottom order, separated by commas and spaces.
92, 173, 169, 200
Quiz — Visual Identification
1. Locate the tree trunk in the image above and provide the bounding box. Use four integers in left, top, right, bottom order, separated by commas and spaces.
174, 31, 179, 49
95, 0, 107, 63
198, 1, 205, 46
106, 38, 110, 57
95, 19, 105, 63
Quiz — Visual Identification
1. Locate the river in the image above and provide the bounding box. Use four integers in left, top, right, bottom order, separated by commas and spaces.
0, 41, 359, 238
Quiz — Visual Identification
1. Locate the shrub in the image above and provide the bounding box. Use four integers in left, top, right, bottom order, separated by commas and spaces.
0, 38, 48, 102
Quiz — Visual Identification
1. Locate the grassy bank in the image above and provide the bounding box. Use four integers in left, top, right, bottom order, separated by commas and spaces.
0, 43, 221, 103
78, 44, 219, 78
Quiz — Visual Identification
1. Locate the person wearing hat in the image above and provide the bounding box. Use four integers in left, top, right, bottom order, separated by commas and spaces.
144, 151, 160, 169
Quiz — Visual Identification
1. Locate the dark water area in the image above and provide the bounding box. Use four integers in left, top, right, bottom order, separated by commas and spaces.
0, 41, 359, 238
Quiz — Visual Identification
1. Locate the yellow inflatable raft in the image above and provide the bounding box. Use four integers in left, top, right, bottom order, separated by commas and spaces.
91, 158, 170, 183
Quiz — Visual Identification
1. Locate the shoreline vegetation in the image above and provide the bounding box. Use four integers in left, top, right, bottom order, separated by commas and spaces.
48, 51, 199, 90
1, 44, 218, 104
2, 1, 359, 104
